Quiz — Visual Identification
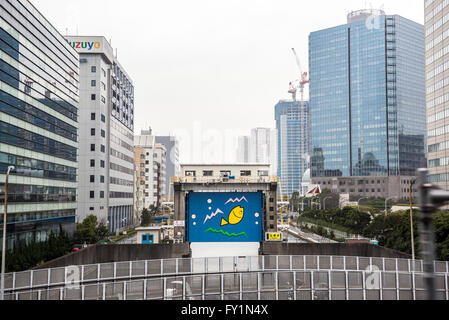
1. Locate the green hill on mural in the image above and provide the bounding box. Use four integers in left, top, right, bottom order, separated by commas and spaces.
205, 228, 248, 238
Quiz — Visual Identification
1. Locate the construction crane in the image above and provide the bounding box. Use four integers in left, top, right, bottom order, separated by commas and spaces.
288, 48, 309, 102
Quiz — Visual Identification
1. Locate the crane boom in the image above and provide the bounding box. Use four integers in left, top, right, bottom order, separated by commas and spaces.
292, 48, 302, 73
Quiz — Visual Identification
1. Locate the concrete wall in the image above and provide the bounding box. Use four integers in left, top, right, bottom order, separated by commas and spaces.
262, 243, 412, 259
33, 244, 190, 270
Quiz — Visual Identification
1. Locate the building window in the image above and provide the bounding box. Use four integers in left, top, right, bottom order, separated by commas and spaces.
100, 176, 105, 183
90, 159, 95, 167
91, 94, 96, 101
101, 130, 105, 138
91, 128, 96, 136
185, 171, 196, 177
91, 113, 96, 120
101, 114, 106, 123
100, 191, 105, 199
100, 160, 105, 168
101, 145, 105, 153
91, 66, 96, 73
90, 175, 95, 183
90, 191, 95, 199
90, 207, 94, 211
240, 170, 251, 177
91, 80, 96, 87
91, 144, 95, 151
203, 171, 213, 177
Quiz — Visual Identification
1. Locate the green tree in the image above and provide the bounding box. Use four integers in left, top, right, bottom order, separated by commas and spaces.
74, 215, 109, 244
434, 211, 449, 261
141, 208, 152, 226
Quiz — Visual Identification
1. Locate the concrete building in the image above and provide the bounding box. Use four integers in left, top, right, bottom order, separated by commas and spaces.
66, 36, 135, 233
311, 176, 418, 202
425, 0, 449, 189
275, 100, 310, 198
134, 129, 167, 209
155, 135, 179, 202
249, 128, 277, 176
0, 0, 79, 249
309, 11, 426, 182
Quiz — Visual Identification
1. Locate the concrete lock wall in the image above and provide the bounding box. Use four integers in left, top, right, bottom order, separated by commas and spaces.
33, 244, 191, 270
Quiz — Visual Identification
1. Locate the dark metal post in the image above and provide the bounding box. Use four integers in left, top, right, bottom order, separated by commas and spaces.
417, 169, 436, 300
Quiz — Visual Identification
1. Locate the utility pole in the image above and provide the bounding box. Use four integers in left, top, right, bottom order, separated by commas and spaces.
410, 179, 416, 263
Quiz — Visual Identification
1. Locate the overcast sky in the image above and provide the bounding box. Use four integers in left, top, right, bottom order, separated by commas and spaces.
32, 0, 424, 164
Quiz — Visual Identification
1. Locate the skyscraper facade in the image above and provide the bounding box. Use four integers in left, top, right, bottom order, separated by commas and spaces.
425, 0, 449, 189
310, 10, 426, 180
249, 128, 277, 175
66, 36, 135, 233
275, 100, 310, 198
236, 135, 250, 164
0, 0, 79, 248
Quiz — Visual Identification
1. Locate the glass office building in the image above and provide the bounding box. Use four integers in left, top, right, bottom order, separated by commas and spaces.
0, 0, 79, 249
310, 11, 426, 179
275, 100, 310, 197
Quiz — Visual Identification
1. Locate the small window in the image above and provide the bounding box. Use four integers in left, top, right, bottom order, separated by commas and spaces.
91, 66, 96, 73
100, 160, 105, 168
90, 191, 95, 199
101, 114, 106, 123
90, 207, 94, 211
91, 113, 96, 120
203, 171, 213, 177
100, 191, 105, 199
91, 80, 96, 87
91, 144, 95, 151
101, 130, 105, 138
240, 170, 251, 177
91, 94, 96, 101
185, 171, 196, 177
91, 128, 95, 136
90, 175, 95, 183
101, 145, 105, 153
100, 176, 105, 183
90, 159, 95, 167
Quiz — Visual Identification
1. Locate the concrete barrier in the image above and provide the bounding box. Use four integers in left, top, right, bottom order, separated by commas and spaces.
33, 242, 410, 270
33, 243, 191, 270
261, 242, 412, 259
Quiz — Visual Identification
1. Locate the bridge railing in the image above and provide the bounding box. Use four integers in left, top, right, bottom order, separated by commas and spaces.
4, 269, 449, 301
3, 255, 449, 295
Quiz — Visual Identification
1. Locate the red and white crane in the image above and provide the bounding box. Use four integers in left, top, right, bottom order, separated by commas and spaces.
288, 48, 309, 102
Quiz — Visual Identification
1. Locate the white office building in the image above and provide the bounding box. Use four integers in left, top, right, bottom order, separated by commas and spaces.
66, 36, 135, 233
135, 129, 167, 209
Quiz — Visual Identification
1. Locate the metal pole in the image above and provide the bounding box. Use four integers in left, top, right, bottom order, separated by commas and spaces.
417, 169, 436, 300
410, 180, 416, 263
1, 166, 14, 301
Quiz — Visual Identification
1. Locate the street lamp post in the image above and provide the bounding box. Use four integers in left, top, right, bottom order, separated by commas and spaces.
358, 197, 369, 212
385, 197, 395, 215
1, 165, 14, 301
323, 196, 332, 211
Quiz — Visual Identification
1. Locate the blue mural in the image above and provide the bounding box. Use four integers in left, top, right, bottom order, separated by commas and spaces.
186, 192, 263, 243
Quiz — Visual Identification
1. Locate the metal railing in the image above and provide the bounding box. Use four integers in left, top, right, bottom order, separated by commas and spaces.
3, 269, 448, 301
2, 255, 449, 297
